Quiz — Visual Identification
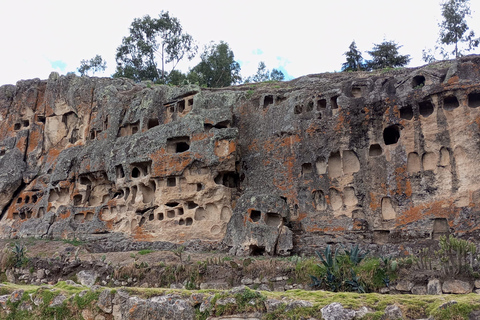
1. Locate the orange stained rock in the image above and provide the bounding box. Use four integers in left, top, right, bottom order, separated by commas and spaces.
15, 136, 27, 151
447, 75, 459, 85
27, 127, 42, 153
59, 210, 71, 220
214, 139, 236, 158
395, 199, 458, 227
191, 132, 212, 141
150, 150, 195, 176
133, 228, 154, 241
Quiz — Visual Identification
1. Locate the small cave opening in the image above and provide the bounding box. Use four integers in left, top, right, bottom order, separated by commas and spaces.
187, 201, 198, 209
443, 95, 459, 110
196, 183, 204, 191
79, 176, 91, 185
249, 245, 265, 256
74, 213, 84, 222
214, 120, 230, 129
131, 125, 138, 134
265, 212, 282, 227
17, 197, 22, 204
167, 136, 191, 153
26, 210, 32, 219
147, 118, 159, 129
114, 190, 124, 199
419, 100, 434, 117
250, 210, 261, 222
302, 163, 312, 176
178, 100, 185, 113
149, 213, 154, 221
167, 210, 175, 218
167, 177, 176, 187
294, 105, 302, 114
85, 212, 94, 221
369, 144, 383, 156
400, 105, 413, 120
412, 75, 425, 89
139, 217, 146, 227
177, 208, 184, 215
131, 167, 141, 178
176, 142, 190, 153
468, 92, 480, 108
0, 149, 5, 156
186, 217, 193, 226
14, 123, 21, 131
383, 125, 400, 145
37, 115, 46, 123
306, 101, 314, 112
352, 86, 363, 97
166, 202, 179, 207
32, 195, 38, 203
214, 172, 240, 188
73, 194, 83, 206
263, 95, 274, 108
179, 218, 185, 225
116, 165, 125, 179
188, 98, 194, 107
317, 98, 327, 110
331, 96, 339, 109
158, 212, 164, 220
23, 120, 29, 127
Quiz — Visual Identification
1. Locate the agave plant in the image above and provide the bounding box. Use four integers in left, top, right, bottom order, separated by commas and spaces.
343, 244, 369, 266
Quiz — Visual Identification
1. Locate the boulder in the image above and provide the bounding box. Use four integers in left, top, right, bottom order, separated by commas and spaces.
382, 305, 403, 320
442, 280, 473, 294
97, 289, 113, 313
427, 279, 442, 295
321, 302, 356, 320
76, 270, 97, 287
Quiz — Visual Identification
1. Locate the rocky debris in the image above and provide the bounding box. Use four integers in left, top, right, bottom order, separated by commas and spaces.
442, 280, 473, 294
97, 289, 113, 313
49, 294, 67, 307
77, 270, 98, 287
321, 303, 355, 320
382, 305, 403, 319
427, 279, 442, 295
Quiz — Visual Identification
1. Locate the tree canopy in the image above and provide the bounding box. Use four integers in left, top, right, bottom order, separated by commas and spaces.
245, 61, 285, 82
341, 41, 365, 71
438, 0, 479, 58
77, 55, 106, 76
113, 12, 197, 83
188, 41, 241, 88
366, 40, 411, 70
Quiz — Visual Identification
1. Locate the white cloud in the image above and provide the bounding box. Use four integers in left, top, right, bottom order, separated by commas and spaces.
1, 0, 480, 85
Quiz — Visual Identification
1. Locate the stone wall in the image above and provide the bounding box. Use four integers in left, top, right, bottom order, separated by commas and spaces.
1, 56, 480, 255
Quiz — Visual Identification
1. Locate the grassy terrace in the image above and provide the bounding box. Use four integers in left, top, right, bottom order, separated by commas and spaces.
0, 282, 478, 319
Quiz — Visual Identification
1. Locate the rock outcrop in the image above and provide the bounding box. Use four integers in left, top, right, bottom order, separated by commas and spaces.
2, 56, 480, 255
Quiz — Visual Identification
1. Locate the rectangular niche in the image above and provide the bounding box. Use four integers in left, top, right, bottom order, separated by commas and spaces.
166, 136, 190, 153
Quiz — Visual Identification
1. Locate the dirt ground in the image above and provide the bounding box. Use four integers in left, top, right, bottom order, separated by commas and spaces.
0, 238, 236, 268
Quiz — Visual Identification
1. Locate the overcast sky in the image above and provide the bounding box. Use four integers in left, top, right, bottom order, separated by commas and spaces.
1, 0, 480, 86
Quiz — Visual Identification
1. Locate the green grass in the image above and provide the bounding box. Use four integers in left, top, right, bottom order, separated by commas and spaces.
0, 282, 479, 320
138, 249, 154, 255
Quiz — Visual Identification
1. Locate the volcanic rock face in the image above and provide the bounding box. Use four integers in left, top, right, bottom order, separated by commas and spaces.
1, 56, 480, 255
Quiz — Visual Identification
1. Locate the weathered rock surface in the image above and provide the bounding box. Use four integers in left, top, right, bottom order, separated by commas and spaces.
2, 56, 480, 254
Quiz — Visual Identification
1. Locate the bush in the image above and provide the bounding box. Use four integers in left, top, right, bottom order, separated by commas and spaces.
310, 244, 397, 293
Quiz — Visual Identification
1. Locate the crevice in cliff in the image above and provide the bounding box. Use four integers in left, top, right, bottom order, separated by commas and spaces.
0, 180, 26, 221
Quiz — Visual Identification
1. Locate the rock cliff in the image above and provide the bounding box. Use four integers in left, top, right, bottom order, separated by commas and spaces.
1, 56, 480, 255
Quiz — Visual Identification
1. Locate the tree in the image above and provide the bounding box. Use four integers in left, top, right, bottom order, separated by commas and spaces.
188, 41, 241, 88
270, 68, 285, 81
77, 55, 106, 76
438, 0, 479, 58
341, 41, 365, 71
366, 40, 411, 70
113, 12, 197, 82
245, 61, 285, 83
